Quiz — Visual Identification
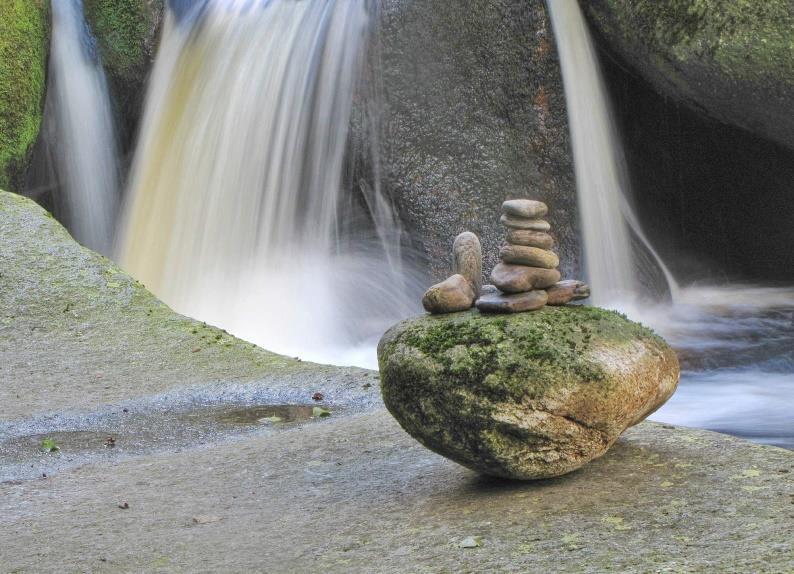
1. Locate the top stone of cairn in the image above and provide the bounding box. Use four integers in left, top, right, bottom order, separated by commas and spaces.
502, 199, 548, 219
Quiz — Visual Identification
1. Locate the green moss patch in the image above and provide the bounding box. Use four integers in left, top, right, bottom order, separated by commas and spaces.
0, 0, 49, 190
389, 307, 659, 403
83, 0, 154, 86
595, 0, 794, 86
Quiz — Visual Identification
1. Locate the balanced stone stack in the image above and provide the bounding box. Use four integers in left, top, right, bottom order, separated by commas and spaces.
476, 199, 588, 313
422, 199, 589, 314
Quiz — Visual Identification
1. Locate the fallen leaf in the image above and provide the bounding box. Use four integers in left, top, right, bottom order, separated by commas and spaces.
312, 407, 331, 418
259, 416, 283, 424
40, 438, 60, 453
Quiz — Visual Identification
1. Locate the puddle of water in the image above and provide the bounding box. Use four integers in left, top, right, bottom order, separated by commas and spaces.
0, 403, 339, 482
211, 404, 323, 425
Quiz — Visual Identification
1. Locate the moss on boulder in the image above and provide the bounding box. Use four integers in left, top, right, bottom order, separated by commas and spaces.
0, 0, 49, 190
583, 0, 794, 150
378, 308, 679, 479
83, 0, 163, 134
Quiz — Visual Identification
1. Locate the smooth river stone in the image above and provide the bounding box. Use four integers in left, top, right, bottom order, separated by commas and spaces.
476, 289, 548, 314
547, 280, 591, 306
506, 229, 554, 249
491, 263, 560, 293
500, 215, 551, 231
499, 245, 559, 269
502, 199, 548, 219
422, 274, 476, 314
480, 284, 499, 296
452, 231, 482, 295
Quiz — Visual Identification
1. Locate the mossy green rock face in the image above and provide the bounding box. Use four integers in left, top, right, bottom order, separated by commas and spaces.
378, 308, 679, 479
0, 0, 49, 190
583, 0, 794, 151
83, 0, 163, 133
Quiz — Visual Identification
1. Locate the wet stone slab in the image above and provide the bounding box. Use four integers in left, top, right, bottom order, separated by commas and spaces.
1, 411, 792, 573
0, 390, 362, 483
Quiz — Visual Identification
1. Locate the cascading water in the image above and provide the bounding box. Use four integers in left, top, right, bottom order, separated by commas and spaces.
119, 0, 422, 368
549, 0, 793, 449
48, 0, 119, 255
547, 0, 678, 306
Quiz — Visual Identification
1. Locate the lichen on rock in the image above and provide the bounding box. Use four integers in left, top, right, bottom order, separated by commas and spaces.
0, 0, 49, 190
583, 0, 794, 151
378, 307, 680, 479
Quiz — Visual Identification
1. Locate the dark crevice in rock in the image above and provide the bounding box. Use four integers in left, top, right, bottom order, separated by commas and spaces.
591, 23, 794, 283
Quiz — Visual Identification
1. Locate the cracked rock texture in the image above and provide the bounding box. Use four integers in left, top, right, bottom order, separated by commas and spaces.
378, 308, 679, 479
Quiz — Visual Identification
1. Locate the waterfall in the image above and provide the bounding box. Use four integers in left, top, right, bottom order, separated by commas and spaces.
547, 0, 678, 306
48, 0, 119, 256
118, 0, 421, 368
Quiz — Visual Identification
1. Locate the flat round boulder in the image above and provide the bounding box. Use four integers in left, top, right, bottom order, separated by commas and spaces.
378, 307, 679, 479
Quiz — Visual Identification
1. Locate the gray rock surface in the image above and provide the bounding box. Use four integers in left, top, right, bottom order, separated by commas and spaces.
1, 411, 792, 573
375, 0, 580, 284
0, 191, 370, 420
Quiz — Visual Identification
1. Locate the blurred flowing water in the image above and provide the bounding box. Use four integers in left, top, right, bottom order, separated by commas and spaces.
48, 0, 120, 255
548, 0, 678, 305
119, 0, 423, 368
618, 287, 794, 449
550, 0, 792, 448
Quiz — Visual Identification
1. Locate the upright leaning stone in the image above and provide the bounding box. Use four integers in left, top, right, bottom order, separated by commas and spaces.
452, 232, 482, 295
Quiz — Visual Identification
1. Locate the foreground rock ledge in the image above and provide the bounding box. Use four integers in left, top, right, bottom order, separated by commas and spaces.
0, 191, 371, 420
378, 308, 679, 479
1, 411, 791, 573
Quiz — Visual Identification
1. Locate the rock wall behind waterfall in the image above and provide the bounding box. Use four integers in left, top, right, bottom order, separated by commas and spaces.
370, 0, 579, 282
583, 0, 794, 153
83, 0, 164, 147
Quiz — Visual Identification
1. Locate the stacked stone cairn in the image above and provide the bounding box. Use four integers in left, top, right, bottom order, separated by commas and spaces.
422, 199, 590, 314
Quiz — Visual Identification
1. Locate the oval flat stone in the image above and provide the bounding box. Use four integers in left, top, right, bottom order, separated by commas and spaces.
491, 263, 560, 293
500, 215, 551, 231
506, 229, 554, 249
422, 274, 476, 314
502, 199, 548, 219
499, 245, 559, 269
547, 280, 591, 306
475, 289, 548, 314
